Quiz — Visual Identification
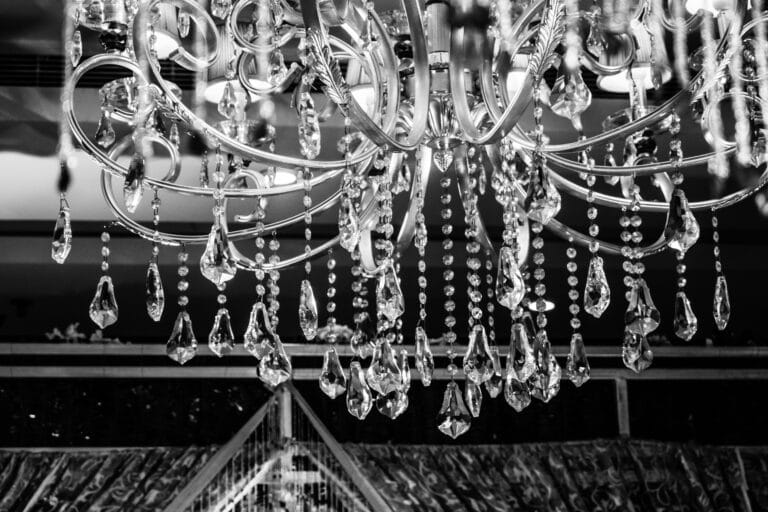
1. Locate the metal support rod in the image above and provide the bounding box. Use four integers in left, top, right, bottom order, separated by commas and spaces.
615, 377, 630, 438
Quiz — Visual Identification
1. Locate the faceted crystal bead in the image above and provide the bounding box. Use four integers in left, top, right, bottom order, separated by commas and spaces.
495, 246, 525, 310
673, 291, 698, 341
167, 310, 197, 365
565, 332, 590, 387
351, 327, 373, 358
89, 275, 119, 328
414, 326, 434, 386
526, 165, 561, 225
622, 329, 653, 373
586, 14, 606, 56
268, 49, 288, 86
624, 278, 661, 335
504, 375, 532, 412
366, 339, 402, 395
346, 361, 374, 420
433, 149, 454, 173
258, 336, 292, 387
399, 348, 411, 393
436, 381, 472, 438
217, 81, 237, 119
338, 199, 361, 252
95, 109, 116, 148
375, 389, 409, 419
463, 325, 495, 384
465, 380, 483, 418
530, 331, 561, 403
508, 322, 535, 382
485, 348, 503, 398
123, 154, 145, 213
664, 189, 700, 255
583, 256, 611, 318
244, 302, 276, 359
298, 92, 321, 159
70, 30, 83, 67
145, 261, 165, 322
549, 70, 592, 121
211, 0, 232, 20
298, 279, 319, 340
199, 220, 237, 286
177, 11, 191, 37
376, 262, 405, 324
51, 197, 72, 264
713, 274, 730, 331
319, 347, 347, 399
208, 307, 235, 357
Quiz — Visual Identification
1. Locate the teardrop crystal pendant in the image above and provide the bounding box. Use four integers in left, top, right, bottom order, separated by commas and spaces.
124, 153, 145, 213
145, 261, 165, 322
465, 380, 483, 418
298, 91, 321, 159
530, 331, 561, 403
622, 329, 653, 373
347, 361, 374, 420
167, 310, 197, 365
89, 275, 119, 328
504, 374, 532, 412
268, 49, 288, 86
414, 326, 434, 386
258, 335, 293, 387
673, 291, 698, 341
437, 381, 472, 438
366, 338, 402, 395
177, 11, 191, 37
375, 390, 409, 420
399, 348, 411, 393
485, 348, 503, 398
433, 149, 454, 172
495, 246, 525, 310
351, 327, 373, 358
463, 325, 495, 384
565, 333, 590, 387
549, 70, 592, 121
338, 199, 361, 252
526, 165, 561, 225
508, 322, 536, 382
713, 274, 731, 331
217, 81, 237, 119
319, 347, 347, 399
376, 262, 405, 324
211, 0, 232, 19
624, 277, 661, 335
208, 307, 235, 357
199, 219, 237, 286
70, 30, 82, 67
664, 189, 700, 255
298, 279, 319, 340
95, 108, 116, 148
51, 195, 72, 264
244, 302, 276, 359
583, 256, 611, 318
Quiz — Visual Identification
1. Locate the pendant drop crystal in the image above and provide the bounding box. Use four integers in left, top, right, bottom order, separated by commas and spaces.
298, 279, 319, 340
89, 275, 119, 328
463, 324, 495, 384
508, 322, 536, 382
465, 380, 483, 418
244, 302, 276, 359
495, 246, 525, 309
624, 277, 661, 335
526, 165, 561, 225
366, 338, 402, 395
504, 374, 532, 412
350, 327, 373, 358
377, 350, 409, 419
713, 274, 731, 331
549, 70, 592, 121
95, 109, 116, 148
376, 262, 405, 324
211, 0, 232, 19
123, 153, 145, 213
217, 81, 237, 119
485, 348, 503, 398
177, 11, 191, 37
145, 261, 165, 322
664, 189, 700, 255
208, 307, 235, 357
414, 326, 434, 386
565, 333, 590, 387
200, 219, 237, 286
268, 49, 288, 86
258, 336, 293, 387
338, 199, 361, 252
433, 149, 454, 172
346, 361, 374, 420
622, 329, 653, 373
51, 196, 72, 264
583, 256, 611, 318
437, 381, 472, 438
70, 30, 83, 67
673, 291, 698, 341
319, 347, 347, 399
167, 310, 197, 365
298, 91, 321, 159
530, 331, 561, 403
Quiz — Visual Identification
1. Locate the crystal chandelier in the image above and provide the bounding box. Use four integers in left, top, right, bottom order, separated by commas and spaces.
51, 0, 767, 436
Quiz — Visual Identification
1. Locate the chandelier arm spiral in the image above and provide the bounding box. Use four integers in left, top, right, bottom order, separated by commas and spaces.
230, 0, 299, 53
454, 144, 497, 258
394, 148, 432, 257
546, 218, 670, 257
238, 57, 304, 95
579, 33, 637, 75
145, 0, 220, 71
546, 148, 737, 176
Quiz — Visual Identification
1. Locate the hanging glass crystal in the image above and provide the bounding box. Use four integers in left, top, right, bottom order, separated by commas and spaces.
673, 291, 697, 341
123, 153, 145, 213
298, 91, 321, 159
376, 262, 405, 324
346, 361, 373, 419
495, 246, 525, 310
244, 301, 276, 359
95, 108, 116, 148
549, 70, 592, 121
211, 0, 232, 20
338, 198, 361, 252
713, 274, 731, 331
586, 7, 606, 56
258, 335, 293, 387
208, 307, 235, 357
319, 347, 347, 399
366, 338, 402, 395
217, 81, 237, 119
351, 326, 373, 358
199, 217, 237, 286
298, 279, 319, 340
565, 332, 590, 387
167, 310, 197, 365
622, 329, 653, 373
51, 195, 72, 264
583, 256, 611, 318
664, 189, 700, 255
530, 331, 561, 403
437, 381, 472, 438
268, 49, 288, 86
377, 350, 409, 419
70, 30, 82, 67
463, 324, 495, 384
624, 277, 661, 335
415, 326, 434, 386
504, 374, 532, 412
399, 348, 411, 393
177, 10, 190, 37
145, 261, 164, 321
508, 322, 536, 382
485, 348, 503, 398
465, 380, 483, 418
433, 149, 454, 172
89, 275, 119, 328
526, 164, 561, 225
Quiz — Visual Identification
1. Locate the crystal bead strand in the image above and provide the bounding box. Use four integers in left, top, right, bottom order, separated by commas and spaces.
711, 212, 731, 331
267, 232, 281, 329
414, 149, 428, 331
602, 142, 619, 185
565, 240, 590, 386
350, 249, 371, 357
167, 246, 198, 365
199, 151, 209, 187
583, 142, 611, 319
326, 248, 338, 339
146, 190, 165, 322
465, 150, 483, 329
484, 251, 495, 345
440, 171, 458, 372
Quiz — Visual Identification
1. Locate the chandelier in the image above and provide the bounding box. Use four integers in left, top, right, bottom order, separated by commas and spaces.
50, 0, 766, 437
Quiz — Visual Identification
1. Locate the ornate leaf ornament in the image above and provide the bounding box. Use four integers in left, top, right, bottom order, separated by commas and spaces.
307, 27, 351, 108
527, 0, 566, 80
